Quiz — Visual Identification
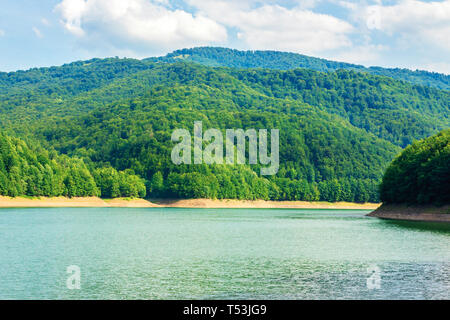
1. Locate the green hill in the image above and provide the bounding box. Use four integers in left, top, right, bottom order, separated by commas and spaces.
1, 61, 448, 147
154, 47, 450, 90
380, 129, 450, 205
0, 50, 449, 202
26, 83, 400, 202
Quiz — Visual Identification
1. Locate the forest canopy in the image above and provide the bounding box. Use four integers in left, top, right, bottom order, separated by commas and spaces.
156, 47, 450, 90
0, 132, 146, 198
380, 129, 450, 205
0, 48, 449, 202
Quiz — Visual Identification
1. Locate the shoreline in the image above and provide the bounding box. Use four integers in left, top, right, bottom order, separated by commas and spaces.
367, 204, 450, 222
0, 196, 380, 209
150, 198, 380, 209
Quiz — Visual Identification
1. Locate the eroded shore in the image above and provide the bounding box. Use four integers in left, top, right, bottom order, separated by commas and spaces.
368, 204, 450, 222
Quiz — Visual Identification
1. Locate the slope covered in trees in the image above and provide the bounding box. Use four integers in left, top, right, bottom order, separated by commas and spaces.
0, 51, 449, 202
0, 131, 97, 197
155, 47, 450, 90
26, 83, 400, 202
380, 129, 450, 205
1, 62, 448, 147
0, 131, 145, 198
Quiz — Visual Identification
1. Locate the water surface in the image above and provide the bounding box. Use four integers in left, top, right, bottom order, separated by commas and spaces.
0, 208, 449, 299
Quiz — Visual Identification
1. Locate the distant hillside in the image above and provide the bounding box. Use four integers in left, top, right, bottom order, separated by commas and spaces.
0, 54, 449, 201
1, 60, 448, 147
30, 84, 400, 202
153, 47, 450, 90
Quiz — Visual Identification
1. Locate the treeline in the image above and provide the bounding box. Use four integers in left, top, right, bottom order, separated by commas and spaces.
0, 57, 152, 96
0, 132, 145, 198
380, 129, 450, 205
150, 166, 379, 202
159, 47, 450, 90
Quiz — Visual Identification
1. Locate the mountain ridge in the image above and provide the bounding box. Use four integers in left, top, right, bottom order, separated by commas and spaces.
0, 48, 448, 201
2, 60, 447, 147
151, 47, 450, 90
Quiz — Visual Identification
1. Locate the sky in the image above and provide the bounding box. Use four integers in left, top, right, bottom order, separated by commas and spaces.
0, 0, 449, 73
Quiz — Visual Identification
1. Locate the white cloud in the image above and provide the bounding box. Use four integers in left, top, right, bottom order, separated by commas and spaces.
293, 0, 322, 9
331, 43, 387, 66
364, 0, 450, 50
32, 26, 43, 38
0, 29, 4, 37
51, 0, 449, 72
411, 61, 450, 74
55, 0, 354, 56
41, 18, 51, 26
189, 0, 355, 55
338, 1, 357, 11
55, 0, 227, 53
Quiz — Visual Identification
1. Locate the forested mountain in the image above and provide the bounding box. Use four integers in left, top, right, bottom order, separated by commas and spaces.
27, 84, 400, 202
380, 129, 449, 205
0, 57, 154, 125
1, 62, 448, 147
154, 47, 450, 90
0, 50, 449, 202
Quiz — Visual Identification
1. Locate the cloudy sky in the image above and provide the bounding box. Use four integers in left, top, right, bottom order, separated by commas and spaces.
0, 0, 449, 73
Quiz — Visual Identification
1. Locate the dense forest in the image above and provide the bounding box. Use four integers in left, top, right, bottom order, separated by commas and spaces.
0, 48, 449, 202
380, 129, 450, 205
1, 61, 447, 147
155, 47, 450, 90
29, 85, 399, 202
0, 132, 145, 198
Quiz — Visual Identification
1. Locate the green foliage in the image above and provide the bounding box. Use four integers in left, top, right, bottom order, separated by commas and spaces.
156, 47, 450, 90
1, 50, 448, 202
230, 68, 448, 147
93, 167, 146, 198
0, 132, 99, 197
149, 171, 164, 197
22, 82, 400, 202
1, 59, 448, 147
0, 132, 146, 198
380, 129, 450, 205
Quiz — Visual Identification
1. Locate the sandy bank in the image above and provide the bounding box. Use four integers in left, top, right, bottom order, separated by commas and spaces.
367, 204, 450, 222
0, 196, 159, 208
151, 198, 380, 209
0, 196, 379, 209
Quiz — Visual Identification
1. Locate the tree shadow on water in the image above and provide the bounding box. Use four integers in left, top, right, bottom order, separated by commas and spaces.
379, 219, 450, 234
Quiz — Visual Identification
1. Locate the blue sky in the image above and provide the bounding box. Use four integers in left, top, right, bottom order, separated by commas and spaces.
0, 0, 449, 73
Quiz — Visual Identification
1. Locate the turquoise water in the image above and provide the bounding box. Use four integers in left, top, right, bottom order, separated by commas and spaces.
0, 208, 449, 299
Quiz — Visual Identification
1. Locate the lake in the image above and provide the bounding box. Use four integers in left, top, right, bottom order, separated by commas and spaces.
0, 208, 449, 299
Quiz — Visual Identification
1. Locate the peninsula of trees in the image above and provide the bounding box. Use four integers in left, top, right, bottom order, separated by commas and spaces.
380, 129, 449, 205
369, 129, 449, 221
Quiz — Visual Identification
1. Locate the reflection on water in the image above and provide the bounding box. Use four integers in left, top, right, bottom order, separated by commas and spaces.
380, 219, 450, 234
0, 208, 449, 299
